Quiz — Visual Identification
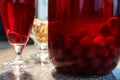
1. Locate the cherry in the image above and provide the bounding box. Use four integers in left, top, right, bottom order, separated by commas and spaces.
103, 58, 113, 70
83, 69, 93, 75
63, 56, 74, 66
71, 67, 80, 74
106, 36, 116, 46
64, 36, 75, 49
51, 57, 64, 67
77, 58, 87, 68
96, 68, 104, 75
97, 47, 109, 58
108, 17, 120, 28
71, 46, 83, 58
51, 34, 65, 48
77, 30, 89, 41
85, 47, 97, 59
89, 58, 101, 69
79, 36, 93, 48
18, 35, 27, 43
100, 23, 112, 36
57, 66, 70, 72
7, 32, 19, 43
93, 36, 106, 47
65, 34, 76, 41
56, 48, 68, 57
108, 45, 118, 58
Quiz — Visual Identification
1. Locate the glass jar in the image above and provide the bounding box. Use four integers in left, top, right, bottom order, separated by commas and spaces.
48, 0, 120, 77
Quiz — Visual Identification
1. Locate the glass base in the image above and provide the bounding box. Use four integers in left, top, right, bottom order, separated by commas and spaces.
1, 60, 34, 70
0, 70, 35, 80
1, 59, 36, 80
31, 49, 49, 65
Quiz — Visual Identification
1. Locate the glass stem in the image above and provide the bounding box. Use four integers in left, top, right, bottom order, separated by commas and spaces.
15, 54, 22, 61
12, 44, 25, 61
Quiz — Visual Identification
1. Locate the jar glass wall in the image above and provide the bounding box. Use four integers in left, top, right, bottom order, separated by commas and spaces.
48, 0, 120, 77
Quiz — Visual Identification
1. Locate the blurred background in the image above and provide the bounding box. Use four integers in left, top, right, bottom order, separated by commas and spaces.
37, 0, 48, 20
0, 17, 7, 41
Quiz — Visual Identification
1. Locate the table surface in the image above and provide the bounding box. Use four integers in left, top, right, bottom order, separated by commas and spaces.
0, 42, 120, 80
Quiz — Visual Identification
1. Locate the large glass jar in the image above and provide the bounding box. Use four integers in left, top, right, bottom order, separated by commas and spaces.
48, 0, 120, 76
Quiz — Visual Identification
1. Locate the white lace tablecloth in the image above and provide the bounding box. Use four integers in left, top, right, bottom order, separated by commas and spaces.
0, 42, 120, 80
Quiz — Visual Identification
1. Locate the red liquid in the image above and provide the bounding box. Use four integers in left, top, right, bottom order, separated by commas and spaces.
0, 0, 35, 44
48, 0, 120, 76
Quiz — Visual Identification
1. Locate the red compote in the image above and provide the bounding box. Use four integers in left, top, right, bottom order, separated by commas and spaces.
48, 0, 120, 77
